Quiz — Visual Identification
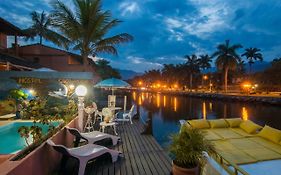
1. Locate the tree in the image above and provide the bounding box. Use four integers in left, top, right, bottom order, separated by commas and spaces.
162, 64, 177, 85
50, 0, 133, 69
198, 54, 212, 70
241, 47, 263, 74
184, 54, 200, 90
23, 11, 67, 45
212, 40, 242, 92
95, 59, 121, 79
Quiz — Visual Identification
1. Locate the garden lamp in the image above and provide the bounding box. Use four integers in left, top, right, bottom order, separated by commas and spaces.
75, 85, 87, 131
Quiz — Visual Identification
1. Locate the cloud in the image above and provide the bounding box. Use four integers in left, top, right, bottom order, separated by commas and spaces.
119, 2, 141, 16
110, 56, 163, 72
164, 0, 234, 39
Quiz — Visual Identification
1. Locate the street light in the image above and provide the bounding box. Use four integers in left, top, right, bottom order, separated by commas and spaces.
75, 85, 87, 131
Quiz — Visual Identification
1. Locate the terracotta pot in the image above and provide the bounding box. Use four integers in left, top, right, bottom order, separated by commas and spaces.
104, 116, 110, 123
172, 161, 199, 175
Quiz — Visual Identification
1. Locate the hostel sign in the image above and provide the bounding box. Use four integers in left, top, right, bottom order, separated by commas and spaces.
17, 78, 42, 84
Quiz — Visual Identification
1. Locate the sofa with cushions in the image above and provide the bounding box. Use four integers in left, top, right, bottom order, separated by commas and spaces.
184, 118, 281, 165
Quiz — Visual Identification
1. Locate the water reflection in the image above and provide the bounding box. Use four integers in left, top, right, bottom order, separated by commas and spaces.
132, 91, 281, 148
202, 102, 206, 119
173, 97, 177, 112
209, 102, 213, 112
242, 107, 248, 121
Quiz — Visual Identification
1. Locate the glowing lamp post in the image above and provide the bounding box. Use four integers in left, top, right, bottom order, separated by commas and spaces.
75, 85, 87, 131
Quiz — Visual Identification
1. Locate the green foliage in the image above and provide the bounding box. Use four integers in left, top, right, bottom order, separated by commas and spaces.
18, 97, 77, 146
169, 125, 215, 168
95, 59, 121, 79
255, 57, 281, 87
212, 40, 242, 92
23, 11, 68, 46
49, 0, 133, 66
241, 47, 263, 74
9, 89, 28, 101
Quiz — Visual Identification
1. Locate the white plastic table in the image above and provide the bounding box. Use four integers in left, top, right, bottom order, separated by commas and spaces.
99, 121, 118, 135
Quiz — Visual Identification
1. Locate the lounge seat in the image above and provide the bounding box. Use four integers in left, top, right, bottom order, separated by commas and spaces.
249, 137, 281, 154
211, 128, 243, 139
183, 119, 281, 165
201, 129, 222, 141
47, 139, 122, 175
66, 127, 121, 146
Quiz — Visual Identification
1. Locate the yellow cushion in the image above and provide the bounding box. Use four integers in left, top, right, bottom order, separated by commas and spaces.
240, 120, 262, 134
209, 119, 229, 128
188, 119, 210, 129
258, 125, 281, 144
225, 118, 242, 128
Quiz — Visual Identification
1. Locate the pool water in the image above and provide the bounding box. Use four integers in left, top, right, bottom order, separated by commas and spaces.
0, 122, 60, 154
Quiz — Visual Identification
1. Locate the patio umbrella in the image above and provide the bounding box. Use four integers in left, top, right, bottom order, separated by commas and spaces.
94, 78, 131, 95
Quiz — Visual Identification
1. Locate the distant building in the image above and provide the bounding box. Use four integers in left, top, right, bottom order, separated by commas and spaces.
0, 17, 96, 74
0, 17, 38, 71
17, 43, 95, 72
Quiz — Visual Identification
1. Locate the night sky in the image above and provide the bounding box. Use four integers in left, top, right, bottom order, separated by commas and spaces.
1, 0, 281, 72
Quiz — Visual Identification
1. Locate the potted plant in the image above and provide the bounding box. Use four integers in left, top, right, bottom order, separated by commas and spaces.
170, 125, 215, 175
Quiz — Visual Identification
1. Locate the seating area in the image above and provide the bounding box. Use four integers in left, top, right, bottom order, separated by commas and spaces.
44, 97, 172, 175
184, 118, 281, 165
51, 119, 171, 175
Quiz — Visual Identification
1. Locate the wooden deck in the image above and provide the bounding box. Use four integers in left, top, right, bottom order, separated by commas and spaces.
61, 119, 172, 175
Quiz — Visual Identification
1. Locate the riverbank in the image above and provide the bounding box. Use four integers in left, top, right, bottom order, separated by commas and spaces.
134, 89, 281, 106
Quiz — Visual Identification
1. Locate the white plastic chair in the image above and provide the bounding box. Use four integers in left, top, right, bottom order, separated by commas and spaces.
84, 107, 96, 132
122, 105, 135, 124
66, 126, 121, 146
92, 102, 103, 124
108, 95, 116, 108
47, 139, 122, 175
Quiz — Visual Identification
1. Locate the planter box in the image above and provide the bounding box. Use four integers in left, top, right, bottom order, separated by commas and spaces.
0, 117, 79, 175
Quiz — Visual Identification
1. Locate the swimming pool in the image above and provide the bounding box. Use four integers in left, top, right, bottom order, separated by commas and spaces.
0, 121, 60, 154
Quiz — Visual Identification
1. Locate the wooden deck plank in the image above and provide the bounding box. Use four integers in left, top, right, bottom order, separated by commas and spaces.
131, 121, 171, 174
125, 123, 153, 175
62, 119, 171, 175
127, 123, 161, 175
134, 121, 172, 172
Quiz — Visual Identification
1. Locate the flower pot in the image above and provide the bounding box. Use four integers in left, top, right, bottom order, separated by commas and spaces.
172, 161, 199, 175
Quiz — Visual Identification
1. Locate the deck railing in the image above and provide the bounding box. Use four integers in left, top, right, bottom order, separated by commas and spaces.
212, 152, 250, 175
180, 121, 250, 175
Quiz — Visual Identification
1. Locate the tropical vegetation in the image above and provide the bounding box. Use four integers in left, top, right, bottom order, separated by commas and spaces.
18, 96, 77, 146
170, 125, 215, 168
23, 11, 67, 45
94, 59, 121, 79
212, 40, 242, 92
49, 0, 133, 68
241, 47, 263, 74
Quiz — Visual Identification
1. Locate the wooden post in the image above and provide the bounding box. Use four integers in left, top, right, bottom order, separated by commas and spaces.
124, 95, 127, 112
6, 62, 10, 70
14, 34, 18, 56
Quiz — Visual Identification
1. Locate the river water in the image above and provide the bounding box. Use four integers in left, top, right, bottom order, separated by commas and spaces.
93, 89, 281, 150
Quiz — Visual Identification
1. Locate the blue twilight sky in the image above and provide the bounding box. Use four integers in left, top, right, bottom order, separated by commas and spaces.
1, 0, 281, 72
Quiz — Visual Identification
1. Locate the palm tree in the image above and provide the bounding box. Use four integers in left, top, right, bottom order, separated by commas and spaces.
184, 54, 200, 90
50, 0, 133, 69
241, 47, 263, 74
198, 54, 212, 87
23, 11, 67, 45
212, 40, 242, 92
198, 54, 212, 70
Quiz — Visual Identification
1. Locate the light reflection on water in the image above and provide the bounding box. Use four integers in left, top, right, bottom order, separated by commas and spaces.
93, 89, 281, 150
132, 91, 281, 149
